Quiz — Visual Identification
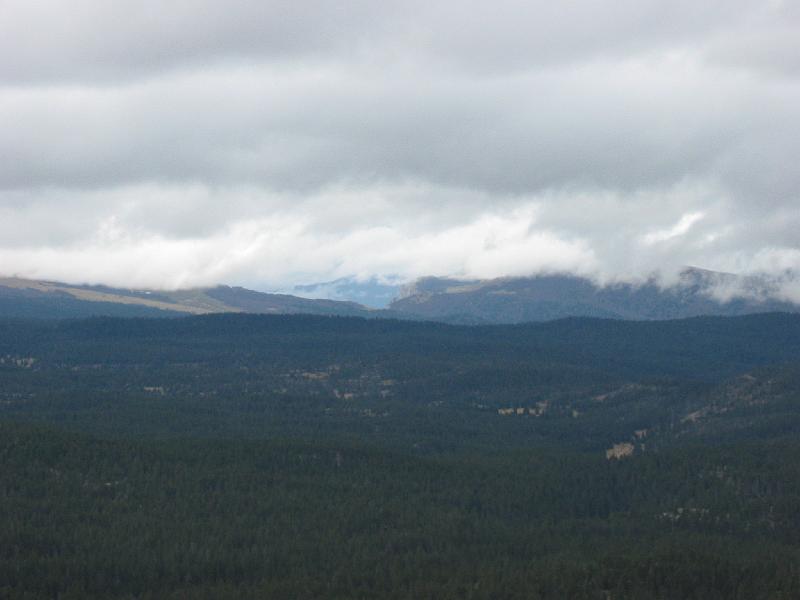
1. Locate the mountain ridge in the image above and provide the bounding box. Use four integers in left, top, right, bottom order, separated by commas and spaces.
0, 276, 375, 320
3, 267, 799, 322
389, 268, 800, 323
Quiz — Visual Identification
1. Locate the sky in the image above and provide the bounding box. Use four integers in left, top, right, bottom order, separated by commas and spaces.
1, 1, 799, 294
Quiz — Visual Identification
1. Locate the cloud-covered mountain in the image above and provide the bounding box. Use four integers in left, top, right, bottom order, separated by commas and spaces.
389, 268, 800, 323
3, 267, 799, 323
1, 2, 799, 289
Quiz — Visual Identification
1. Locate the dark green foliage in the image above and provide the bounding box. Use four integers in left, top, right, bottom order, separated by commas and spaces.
2, 313, 800, 449
2, 313, 800, 597
2, 422, 800, 599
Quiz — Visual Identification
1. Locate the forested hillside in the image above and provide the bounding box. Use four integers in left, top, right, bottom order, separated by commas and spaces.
3, 423, 800, 599
2, 313, 800, 598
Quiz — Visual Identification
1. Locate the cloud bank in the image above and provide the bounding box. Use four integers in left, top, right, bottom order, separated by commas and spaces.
1, 1, 799, 293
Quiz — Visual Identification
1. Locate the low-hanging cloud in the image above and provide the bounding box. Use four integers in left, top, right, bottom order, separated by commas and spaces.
1, 1, 799, 295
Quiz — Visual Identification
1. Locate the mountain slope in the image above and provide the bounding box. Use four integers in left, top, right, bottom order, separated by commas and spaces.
5, 267, 799, 323
5, 295, 799, 461
390, 268, 800, 323
0, 277, 374, 319
4, 312, 800, 597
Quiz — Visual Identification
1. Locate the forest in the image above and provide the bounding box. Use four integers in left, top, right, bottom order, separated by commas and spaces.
2, 312, 800, 598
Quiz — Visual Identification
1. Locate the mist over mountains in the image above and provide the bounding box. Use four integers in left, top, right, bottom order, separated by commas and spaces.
292, 277, 403, 309
2, 267, 798, 323
4, 2, 800, 597
389, 267, 800, 323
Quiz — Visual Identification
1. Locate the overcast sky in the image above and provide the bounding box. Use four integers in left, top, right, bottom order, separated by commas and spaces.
1, 1, 799, 292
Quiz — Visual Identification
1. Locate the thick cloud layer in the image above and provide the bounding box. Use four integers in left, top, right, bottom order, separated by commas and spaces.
1, 1, 799, 294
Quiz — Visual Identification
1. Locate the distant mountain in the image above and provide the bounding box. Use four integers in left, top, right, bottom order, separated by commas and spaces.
389, 268, 800, 323
203, 285, 370, 316
292, 276, 402, 308
5, 267, 798, 322
0, 277, 374, 319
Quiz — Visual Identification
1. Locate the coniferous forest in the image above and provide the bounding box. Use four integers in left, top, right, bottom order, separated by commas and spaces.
3, 313, 800, 598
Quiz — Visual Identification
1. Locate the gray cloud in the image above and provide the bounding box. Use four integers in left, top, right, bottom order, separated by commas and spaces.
0, 1, 781, 83
1, 0, 799, 293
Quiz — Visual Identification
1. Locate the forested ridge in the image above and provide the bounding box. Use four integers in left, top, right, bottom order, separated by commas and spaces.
2, 313, 800, 598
